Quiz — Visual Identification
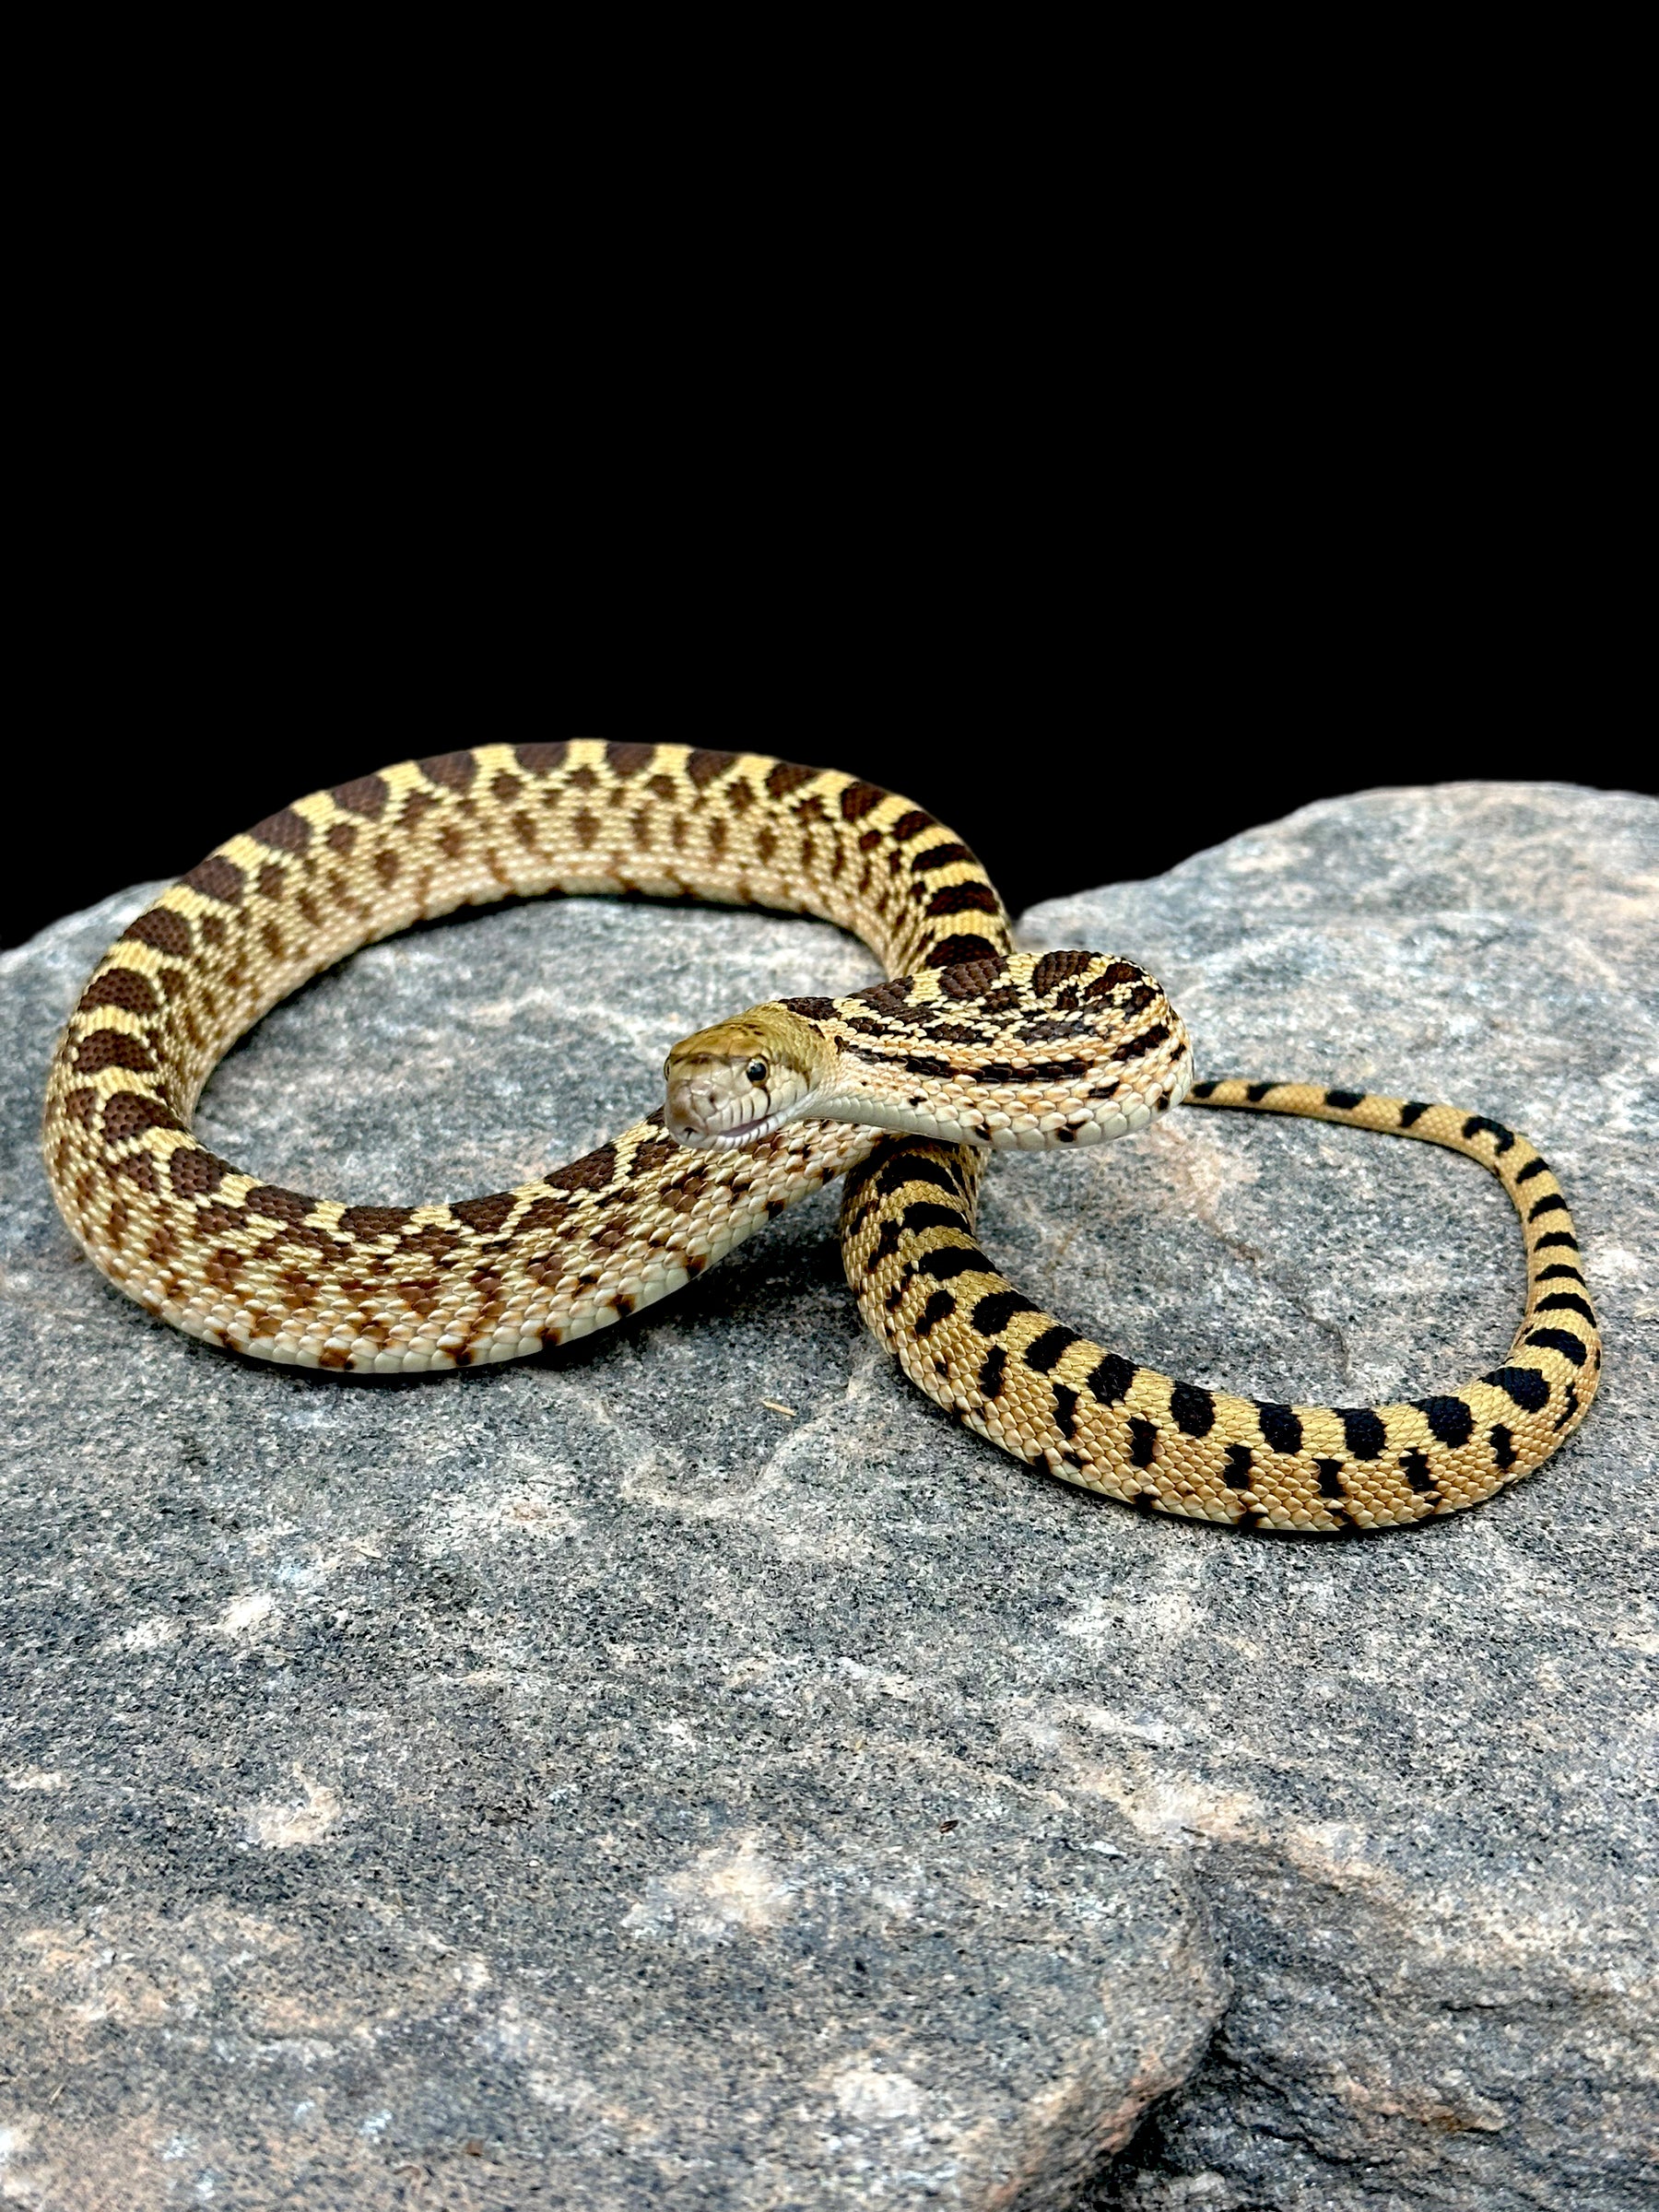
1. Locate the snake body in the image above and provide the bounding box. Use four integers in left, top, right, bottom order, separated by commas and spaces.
42, 742, 1599, 1530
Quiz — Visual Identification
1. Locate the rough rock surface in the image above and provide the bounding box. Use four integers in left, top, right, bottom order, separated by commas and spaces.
1, 782, 1653, 2211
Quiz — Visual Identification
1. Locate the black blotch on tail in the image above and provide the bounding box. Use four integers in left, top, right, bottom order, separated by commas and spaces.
1170, 1382, 1216, 1438
1314, 1459, 1348, 1501
979, 1346, 1006, 1401
1398, 1102, 1431, 1127
1528, 1194, 1570, 1222
1128, 1418, 1159, 1469
1525, 1327, 1587, 1367
915, 1290, 955, 1337
1324, 1089, 1365, 1111
1553, 1383, 1580, 1431
901, 1201, 966, 1236
971, 1290, 1041, 1335
1223, 1443, 1253, 1490
1482, 1366, 1550, 1413
1489, 1424, 1517, 1471
1416, 1395, 1474, 1448
1338, 1407, 1387, 1460
918, 1245, 991, 1281
1024, 1325, 1081, 1374
1514, 1158, 1550, 1184
1087, 1353, 1136, 1406
870, 1218, 903, 1266
1189, 1080, 1218, 1100
1535, 1264, 1585, 1284
1053, 1383, 1078, 1439
924, 935, 1001, 969
1245, 1081, 1276, 1103
1534, 1290, 1595, 1325
874, 1153, 959, 1197
1398, 1448, 1438, 1497
1533, 1230, 1579, 1252
1463, 1115, 1514, 1151
1254, 1402, 1304, 1455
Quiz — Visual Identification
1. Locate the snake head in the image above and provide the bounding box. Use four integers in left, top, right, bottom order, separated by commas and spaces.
664, 1005, 835, 1148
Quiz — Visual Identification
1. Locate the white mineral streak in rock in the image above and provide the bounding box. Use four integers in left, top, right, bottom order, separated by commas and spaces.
623, 1832, 795, 1945
242, 1769, 343, 1849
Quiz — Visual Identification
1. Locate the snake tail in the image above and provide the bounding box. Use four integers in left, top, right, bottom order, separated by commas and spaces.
839, 1079, 1599, 1531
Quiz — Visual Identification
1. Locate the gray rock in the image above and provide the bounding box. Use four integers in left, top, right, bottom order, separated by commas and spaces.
0, 782, 1653, 2211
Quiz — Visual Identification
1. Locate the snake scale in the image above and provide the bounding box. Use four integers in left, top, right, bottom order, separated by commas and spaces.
42, 742, 1599, 1532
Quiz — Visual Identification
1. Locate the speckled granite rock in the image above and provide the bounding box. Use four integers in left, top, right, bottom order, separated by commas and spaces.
2, 782, 1654, 2211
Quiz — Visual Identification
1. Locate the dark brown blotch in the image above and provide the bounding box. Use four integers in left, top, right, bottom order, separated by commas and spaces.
926, 936, 1002, 972
840, 780, 886, 820
192, 1202, 248, 1238
339, 1205, 416, 1239
170, 1147, 229, 1199
76, 1030, 155, 1076
101, 1093, 181, 1145
606, 742, 655, 780
250, 808, 312, 854
687, 747, 738, 788
449, 1193, 518, 1235
514, 742, 570, 778
243, 1184, 319, 1223
1112, 1023, 1170, 1061
418, 751, 478, 792
911, 842, 974, 876
332, 774, 391, 818
182, 855, 245, 905
122, 908, 194, 958
1084, 961, 1142, 999
764, 761, 816, 800
937, 954, 1009, 998
926, 882, 1000, 918
1030, 950, 1095, 996
547, 1144, 620, 1194
78, 969, 159, 1017
498, 1194, 566, 1238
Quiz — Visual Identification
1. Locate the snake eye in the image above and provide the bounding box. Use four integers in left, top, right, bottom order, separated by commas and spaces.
746, 1058, 768, 1086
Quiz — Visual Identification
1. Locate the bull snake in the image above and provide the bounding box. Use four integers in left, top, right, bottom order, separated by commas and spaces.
41, 743, 1599, 1532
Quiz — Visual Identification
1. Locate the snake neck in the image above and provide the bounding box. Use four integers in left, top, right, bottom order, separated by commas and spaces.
768, 951, 1195, 1153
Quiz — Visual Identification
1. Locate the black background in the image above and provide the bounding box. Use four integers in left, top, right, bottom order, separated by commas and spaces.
12, 145, 1645, 949
6, 582, 1648, 950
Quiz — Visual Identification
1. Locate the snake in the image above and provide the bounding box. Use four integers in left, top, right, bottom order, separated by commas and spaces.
41, 742, 1600, 1533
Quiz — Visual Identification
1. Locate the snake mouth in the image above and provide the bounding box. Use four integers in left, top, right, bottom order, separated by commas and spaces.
665, 1088, 822, 1151
669, 1106, 793, 1151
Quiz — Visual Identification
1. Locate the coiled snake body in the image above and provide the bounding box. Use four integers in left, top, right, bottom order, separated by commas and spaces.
42, 744, 1599, 1532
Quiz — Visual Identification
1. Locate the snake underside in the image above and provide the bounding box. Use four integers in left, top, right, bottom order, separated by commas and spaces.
42, 741, 1599, 1531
